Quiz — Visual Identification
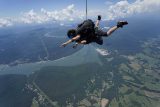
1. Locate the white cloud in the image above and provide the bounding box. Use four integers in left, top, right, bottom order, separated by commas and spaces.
105, 0, 160, 20
0, 18, 13, 27
1, 1, 160, 27
41, 4, 84, 22
21, 9, 47, 24
0, 4, 84, 27
102, 26, 110, 30
19, 4, 85, 25
96, 48, 109, 56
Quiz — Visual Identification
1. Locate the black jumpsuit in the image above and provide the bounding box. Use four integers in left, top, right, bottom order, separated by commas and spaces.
76, 19, 108, 45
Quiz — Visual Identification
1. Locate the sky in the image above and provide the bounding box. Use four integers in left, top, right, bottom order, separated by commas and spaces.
0, 0, 160, 27
0, 0, 135, 17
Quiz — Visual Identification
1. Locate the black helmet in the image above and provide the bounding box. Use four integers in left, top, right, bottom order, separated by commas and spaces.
67, 29, 76, 39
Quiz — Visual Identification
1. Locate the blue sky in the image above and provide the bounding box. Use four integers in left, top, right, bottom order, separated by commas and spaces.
0, 0, 135, 17
0, 0, 160, 27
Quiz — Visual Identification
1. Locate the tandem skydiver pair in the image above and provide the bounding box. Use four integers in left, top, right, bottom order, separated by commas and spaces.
61, 15, 128, 48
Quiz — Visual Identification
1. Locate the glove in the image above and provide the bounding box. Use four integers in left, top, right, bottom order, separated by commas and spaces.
98, 15, 101, 20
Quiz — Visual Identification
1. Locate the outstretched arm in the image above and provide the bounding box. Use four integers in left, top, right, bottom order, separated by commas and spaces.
95, 20, 100, 28
60, 35, 80, 47
95, 15, 101, 28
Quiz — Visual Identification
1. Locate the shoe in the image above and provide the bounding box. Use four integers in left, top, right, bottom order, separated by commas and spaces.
117, 21, 128, 28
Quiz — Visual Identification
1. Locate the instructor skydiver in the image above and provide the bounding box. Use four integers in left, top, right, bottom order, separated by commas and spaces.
61, 15, 128, 48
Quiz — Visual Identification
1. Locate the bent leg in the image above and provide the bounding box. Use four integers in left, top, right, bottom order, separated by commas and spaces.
107, 21, 128, 36
107, 26, 118, 36
96, 26, 118, 37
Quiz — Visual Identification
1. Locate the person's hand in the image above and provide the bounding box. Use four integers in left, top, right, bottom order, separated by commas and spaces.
60, 43, 67, 47
98, 15, 101, 21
